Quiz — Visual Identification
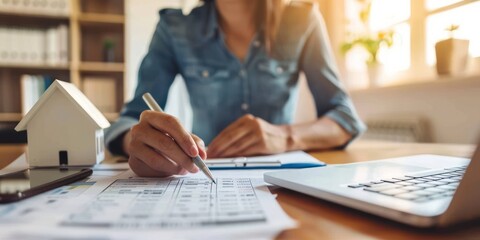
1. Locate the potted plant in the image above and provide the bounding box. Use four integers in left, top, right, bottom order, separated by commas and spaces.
103, 38, 116, 62
341, 31, 394, 87
435, 24, 469, 76
340, 0, 394, 87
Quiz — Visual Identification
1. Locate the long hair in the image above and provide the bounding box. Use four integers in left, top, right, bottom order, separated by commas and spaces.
256, 0, 287, 54
206, 0, 287, 54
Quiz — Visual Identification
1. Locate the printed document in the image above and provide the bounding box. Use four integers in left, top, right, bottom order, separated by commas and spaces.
0, 157, 296, 240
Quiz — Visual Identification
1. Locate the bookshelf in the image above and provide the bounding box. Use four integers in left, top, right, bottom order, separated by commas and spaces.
0, 0, 126, 130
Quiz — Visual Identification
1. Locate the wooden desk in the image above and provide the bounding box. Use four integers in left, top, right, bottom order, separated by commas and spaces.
1, 141, 479, 239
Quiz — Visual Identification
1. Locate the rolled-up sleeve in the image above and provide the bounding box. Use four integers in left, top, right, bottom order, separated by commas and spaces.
300, 8, 366, 146
105, 15, 179, 155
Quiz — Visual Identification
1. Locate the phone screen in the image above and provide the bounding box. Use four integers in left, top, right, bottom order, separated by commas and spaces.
0, 168, 87, 194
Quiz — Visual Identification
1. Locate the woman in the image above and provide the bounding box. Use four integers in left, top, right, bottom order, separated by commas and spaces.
105, 0, 365, 177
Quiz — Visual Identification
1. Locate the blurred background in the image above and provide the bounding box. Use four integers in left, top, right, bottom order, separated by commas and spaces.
0, 0, 478, 145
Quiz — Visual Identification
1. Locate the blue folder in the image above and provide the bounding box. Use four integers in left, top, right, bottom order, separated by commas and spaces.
205, 151, 326, 170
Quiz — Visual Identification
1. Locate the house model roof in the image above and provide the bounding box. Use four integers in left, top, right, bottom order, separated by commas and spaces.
15, 80, 111, 131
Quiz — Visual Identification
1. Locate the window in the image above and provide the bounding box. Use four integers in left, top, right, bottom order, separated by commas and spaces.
426, 0, 463, 10
96, 136, 99, 155
425, 1, 480, 64
343, 0, 479, 88
100, 134, 104, 153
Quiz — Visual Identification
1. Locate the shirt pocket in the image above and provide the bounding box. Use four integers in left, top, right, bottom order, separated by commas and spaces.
183, 64, 231, 84
256, 59, 298, 107
182, 64, 237, 109
257, 60, 297, 78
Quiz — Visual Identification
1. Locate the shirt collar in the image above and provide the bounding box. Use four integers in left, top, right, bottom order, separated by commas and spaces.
202, 0, 219, 40
198, 1, 265, 47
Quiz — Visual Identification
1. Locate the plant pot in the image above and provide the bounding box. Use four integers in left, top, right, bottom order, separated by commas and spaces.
103, 48, 115, 62
367, 62, 383, 88
435, 38, 469, 76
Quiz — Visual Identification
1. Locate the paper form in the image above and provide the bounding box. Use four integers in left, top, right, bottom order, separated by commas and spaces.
0, 164, 296, 240
62, 177, 267, 228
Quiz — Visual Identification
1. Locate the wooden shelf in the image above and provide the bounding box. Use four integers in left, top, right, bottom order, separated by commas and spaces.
80, 0, 124, 16
0, 63, 70, 71
78, 13, 124, 25
79, 62, 124, 73
0, 0, 126, 137
0, 11, 70, 21
0, 113, 22, 122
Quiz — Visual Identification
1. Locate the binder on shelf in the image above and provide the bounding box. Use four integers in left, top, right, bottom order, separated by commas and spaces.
20, 75, 54, 115
45, 27, 59, 65
0, 25, 69, 65
58, 24, 68, 64
0, 0, 71, 16
0, 77, 14, 113
0, 27, 7, 62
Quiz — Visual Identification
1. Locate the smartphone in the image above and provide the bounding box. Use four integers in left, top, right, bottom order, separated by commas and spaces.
0, 167, 92, 203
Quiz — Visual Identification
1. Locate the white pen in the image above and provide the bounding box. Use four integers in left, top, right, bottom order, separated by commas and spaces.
142, 92, 216, 184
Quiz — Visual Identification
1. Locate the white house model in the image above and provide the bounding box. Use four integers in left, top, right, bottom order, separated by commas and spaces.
15, 80, 111, 167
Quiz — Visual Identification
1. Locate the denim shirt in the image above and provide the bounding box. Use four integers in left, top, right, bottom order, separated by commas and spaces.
105, 1, 366, 154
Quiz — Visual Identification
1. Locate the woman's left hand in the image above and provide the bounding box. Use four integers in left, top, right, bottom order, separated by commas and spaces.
207, 114, 291, 158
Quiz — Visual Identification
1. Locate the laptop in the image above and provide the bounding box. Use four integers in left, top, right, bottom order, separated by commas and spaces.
264, 143, 480, 227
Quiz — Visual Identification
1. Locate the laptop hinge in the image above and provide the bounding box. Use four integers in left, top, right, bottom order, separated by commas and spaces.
439, 146, 480, 226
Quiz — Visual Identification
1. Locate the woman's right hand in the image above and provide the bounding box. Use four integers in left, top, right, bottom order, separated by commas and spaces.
123, 110, 207, 177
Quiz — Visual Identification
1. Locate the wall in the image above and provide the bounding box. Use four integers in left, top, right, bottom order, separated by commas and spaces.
125, 0, 173, 101
125, 0, 192, 129
350, 76, 480, 144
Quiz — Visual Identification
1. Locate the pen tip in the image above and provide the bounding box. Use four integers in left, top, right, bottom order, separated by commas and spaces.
212, 179, 217, 184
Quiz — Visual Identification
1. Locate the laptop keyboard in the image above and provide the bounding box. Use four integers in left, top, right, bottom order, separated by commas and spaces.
347, 166, 467, 202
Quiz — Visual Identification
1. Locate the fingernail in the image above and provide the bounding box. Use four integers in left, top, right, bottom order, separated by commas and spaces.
190, 145, 198, 157
179, 169, 188, 175
192, 166, 199, 173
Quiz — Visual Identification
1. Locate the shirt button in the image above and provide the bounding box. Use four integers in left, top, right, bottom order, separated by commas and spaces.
202, 70, 209, 78
276, 67, 284, 74
241, 103, 249, 111
253, 40, 260, 47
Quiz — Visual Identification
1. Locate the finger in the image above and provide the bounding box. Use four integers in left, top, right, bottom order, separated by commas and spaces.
208, 114, 252, 149
191, 134, 207, 160
131, 141, 185, 175
208, 126, 251, 158
217, 132, 260, 158
134, 125, 199, 173
208, 118, 257, 156
131, 155, 188, 177
208, 114, 254, 153
238, 144, 264, 157
141, 111, 198, 157
129, 156, 165, 177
